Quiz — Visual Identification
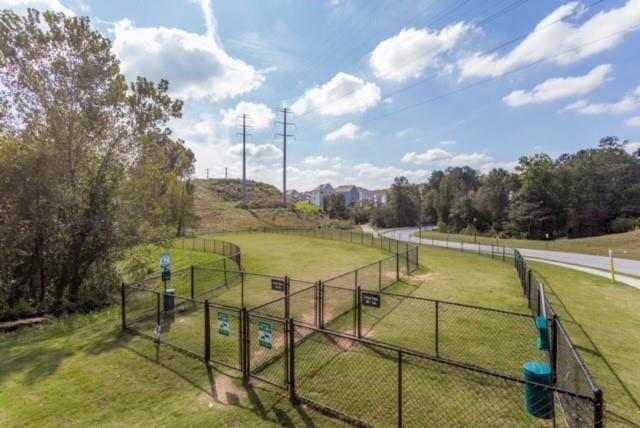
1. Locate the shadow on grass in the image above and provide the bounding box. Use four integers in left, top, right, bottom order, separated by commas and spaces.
534, 269, 640, 421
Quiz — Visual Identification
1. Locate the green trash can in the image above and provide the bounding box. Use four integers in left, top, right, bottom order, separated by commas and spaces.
536, 316, 550, 351
523, 361, 553, 420
163, 289, 176, 312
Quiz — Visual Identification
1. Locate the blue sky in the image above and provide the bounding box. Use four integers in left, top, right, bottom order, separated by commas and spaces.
5, 0, 640, 190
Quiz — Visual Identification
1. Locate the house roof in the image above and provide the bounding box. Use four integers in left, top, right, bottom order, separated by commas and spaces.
311, 183, 333, 192
334, 185, 357, 192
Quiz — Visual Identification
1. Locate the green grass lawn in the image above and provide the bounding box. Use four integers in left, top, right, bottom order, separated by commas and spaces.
416, 229, 640, 260
529, 261, 640, 426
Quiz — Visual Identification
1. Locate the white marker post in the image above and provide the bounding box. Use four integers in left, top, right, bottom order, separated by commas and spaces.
609, 249, 616, 284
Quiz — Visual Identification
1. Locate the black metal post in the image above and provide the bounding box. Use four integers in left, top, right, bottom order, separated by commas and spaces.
594, 388, 604, 428
356, 286, 362, 338
396, 253, 400, 281
204, 300, 211, 361
156, 292, 161, 325
121, 282, 126, 331
190, 265, 195, 299
551, 315, 558, 384
288, 318, 298, 404
355, 269, 358, 289
398, 350, 403, 428
285, 276, 290, 319
379, 260, 382, 291
435, 300, 439, 357
241, 308, 249, 382
241, 272, 245, 308
320, 281, 325, 328
406, 250, 409, 274
223, 258, 228, 286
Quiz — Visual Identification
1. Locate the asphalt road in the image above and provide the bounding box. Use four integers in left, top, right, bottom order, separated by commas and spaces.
382, 227, 640, 277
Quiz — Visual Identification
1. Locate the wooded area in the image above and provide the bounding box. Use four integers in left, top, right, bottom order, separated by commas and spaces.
0, 10, 195, 320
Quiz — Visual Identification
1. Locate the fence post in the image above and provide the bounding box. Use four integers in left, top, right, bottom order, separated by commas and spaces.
190, 265, 195, 299
241, 272, 245, 308
241, 308, 249, 383
378, 260, 382, 291
398, 350, 403, 428
551, 315, 558, 384
396, 253, 400, 282
285, 276, 290, 319
356, 286, 362, 338
121, 282, 126, 331
461, 241, 464, 252
320, 281, 325, 328
315, 281, 320, 327
288, 318, 298, 404
435, 300, 439, 357
594, 388, 604, 428
405, 249, 409, 274
223, 258, 228, 286
204, 300, 211, 361
355, 269, 358, 289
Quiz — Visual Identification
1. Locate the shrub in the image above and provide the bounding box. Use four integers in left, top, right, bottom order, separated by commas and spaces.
609, 217, 640, 233
437, 220, 448, 233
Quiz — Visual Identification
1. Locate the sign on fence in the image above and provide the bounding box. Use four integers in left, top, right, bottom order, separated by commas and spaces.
271, 278, 285, 291
258, 321, 272, 349
361, 291, 381, 308
218, 312, 230, 336
161, 269, 171, 281
160, 252, 171, 270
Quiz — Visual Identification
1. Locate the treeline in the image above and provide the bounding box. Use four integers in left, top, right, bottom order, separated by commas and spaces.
0, 11, 196, 320
369, 138, 640, 238
324, 139, 640, 238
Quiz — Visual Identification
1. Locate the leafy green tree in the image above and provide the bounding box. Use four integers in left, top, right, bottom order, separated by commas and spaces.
323, 194, 348, 219
387, 177, 419, 227
0, 10, 192, 316
350, 200, 373, 224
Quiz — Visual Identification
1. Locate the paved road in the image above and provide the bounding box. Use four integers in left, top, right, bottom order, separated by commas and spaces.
382, 227, 640, 278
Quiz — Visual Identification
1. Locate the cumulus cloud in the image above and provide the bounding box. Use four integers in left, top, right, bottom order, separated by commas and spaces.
226, 143, 282, 159
325, 123, 361, 141
440, 140, 457, 146
291, 72, 381, 116
0, 0, 74, 15
401, 148, 492, 166
112, 2, 264, 101
353, 163, 431, 186
301, 155, 342, 166
561, 85, 640, 114
220, 102, 275, 130
396, 128, 414, 138
503, 64, 613, 107
625, 141, 640, 154
459, 1, 640, 79
626, 116, 640, 126
370, 22, 472, 82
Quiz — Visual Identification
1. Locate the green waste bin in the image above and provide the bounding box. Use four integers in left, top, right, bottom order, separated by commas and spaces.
163, 289, 175, 312
536, 316, 550, 351
523, 361, 553, 420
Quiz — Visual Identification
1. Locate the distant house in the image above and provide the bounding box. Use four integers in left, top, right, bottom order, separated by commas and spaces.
357, 187, 372, 202
357, 187, 388, 205
310, 183, 334, 206
286, 189, 301, 202
334, 185, 359, 206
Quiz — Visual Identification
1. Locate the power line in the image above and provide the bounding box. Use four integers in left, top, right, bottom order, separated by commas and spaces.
302, 23, 637, 140
296, 0, 608, 120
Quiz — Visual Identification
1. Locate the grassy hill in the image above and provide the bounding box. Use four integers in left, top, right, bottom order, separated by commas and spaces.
192, 179, 345, 232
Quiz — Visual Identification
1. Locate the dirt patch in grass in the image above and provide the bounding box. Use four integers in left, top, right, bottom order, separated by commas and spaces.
200, 375, 247, 408
406, 272, 438, 282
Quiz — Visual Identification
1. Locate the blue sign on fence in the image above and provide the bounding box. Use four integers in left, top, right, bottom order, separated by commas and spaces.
160, 252, 171, 270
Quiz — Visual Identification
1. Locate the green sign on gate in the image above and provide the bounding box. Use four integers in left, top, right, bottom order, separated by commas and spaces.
218, 312, 230, 336
258, 321, 272, 349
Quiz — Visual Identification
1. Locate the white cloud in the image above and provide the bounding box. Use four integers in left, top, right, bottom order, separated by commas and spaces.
226, 143, 282, 159
0, 0, 74, 15
401, 148, 492, 166
291, 72, 381, 116
325, 122, 361, 141
370, 22, 472, 82
625, 142, 640, 154
626, 115, 640, 126
396, 128, 414, 138
353, 163, 431, 187
112, 2, 264, 102
440, 140, 457, 146
300, 155, 341, 166
562, 85, 640, 114
220, 102, 275, 130
459, 1, 640, 79
503, 64, 613, 107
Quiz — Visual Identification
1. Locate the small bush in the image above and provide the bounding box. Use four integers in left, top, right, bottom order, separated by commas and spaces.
0, 298, 36, 322
437, 220, 448, 233
609, 217, 640, 234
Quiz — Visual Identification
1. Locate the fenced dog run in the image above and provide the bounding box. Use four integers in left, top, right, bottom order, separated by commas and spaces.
121, 229, 603, 427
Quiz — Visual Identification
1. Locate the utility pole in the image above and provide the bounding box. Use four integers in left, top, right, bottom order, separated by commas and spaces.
237, 114, 251, 209
276, 108, 295, 208
225, 168, 228, 180
205, 168, 210, 179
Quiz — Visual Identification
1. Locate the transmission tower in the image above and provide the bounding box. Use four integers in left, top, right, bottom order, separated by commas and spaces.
236, 114, 252, 209
276, 108, 295, 208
